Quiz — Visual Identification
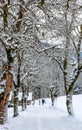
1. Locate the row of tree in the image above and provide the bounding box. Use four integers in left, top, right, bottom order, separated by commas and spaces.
0, 0, 82, 124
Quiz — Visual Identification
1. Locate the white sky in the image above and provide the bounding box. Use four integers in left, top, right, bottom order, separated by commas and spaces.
0, 94, 82, 130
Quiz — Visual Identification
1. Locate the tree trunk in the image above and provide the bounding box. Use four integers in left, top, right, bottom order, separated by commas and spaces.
52, 100, 54, 106
51, 95, 54, 106
22, 99, 25, 111
13, 90, 19, 117
0, 103, 8, 124
21, 92, 25, 111
66, 92, 74, 116
13, 50, 21, 117
24, 97, 27, 109
0, 69, 12, 124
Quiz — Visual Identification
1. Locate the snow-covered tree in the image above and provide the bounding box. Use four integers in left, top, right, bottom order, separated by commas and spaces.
49, 82, 59, 106
36, 0, 82, 115
0, 0, 40, 123
0, 0, 82, 123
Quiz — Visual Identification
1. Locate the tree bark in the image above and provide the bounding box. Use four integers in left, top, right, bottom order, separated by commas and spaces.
0, 68, 12, 124
13, 89, 19, 117
51, 92, 54, 106
13, 50, 21, 117
0, 103, 8, 124
66, 92, 74, 116
21, 91, 25, 111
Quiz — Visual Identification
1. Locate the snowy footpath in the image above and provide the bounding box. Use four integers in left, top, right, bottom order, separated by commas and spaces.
0, 95, 82, 130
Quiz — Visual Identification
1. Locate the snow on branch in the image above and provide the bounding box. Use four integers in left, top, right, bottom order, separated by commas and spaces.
50, 57, 64, 73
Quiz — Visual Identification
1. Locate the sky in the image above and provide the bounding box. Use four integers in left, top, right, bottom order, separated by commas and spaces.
0, 94, 82, 130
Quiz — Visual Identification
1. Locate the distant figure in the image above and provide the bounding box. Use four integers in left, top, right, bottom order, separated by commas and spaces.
42, 99, 45, 105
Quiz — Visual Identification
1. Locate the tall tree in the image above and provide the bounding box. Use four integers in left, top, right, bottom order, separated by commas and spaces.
36, 0, 82, 115
0, 0, 14, 124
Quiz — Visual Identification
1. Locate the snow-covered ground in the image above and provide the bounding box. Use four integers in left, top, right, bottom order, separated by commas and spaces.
0, 94, 82, 130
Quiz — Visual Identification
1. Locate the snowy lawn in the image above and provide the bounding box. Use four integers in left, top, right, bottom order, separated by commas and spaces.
0, 94, 82, 130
